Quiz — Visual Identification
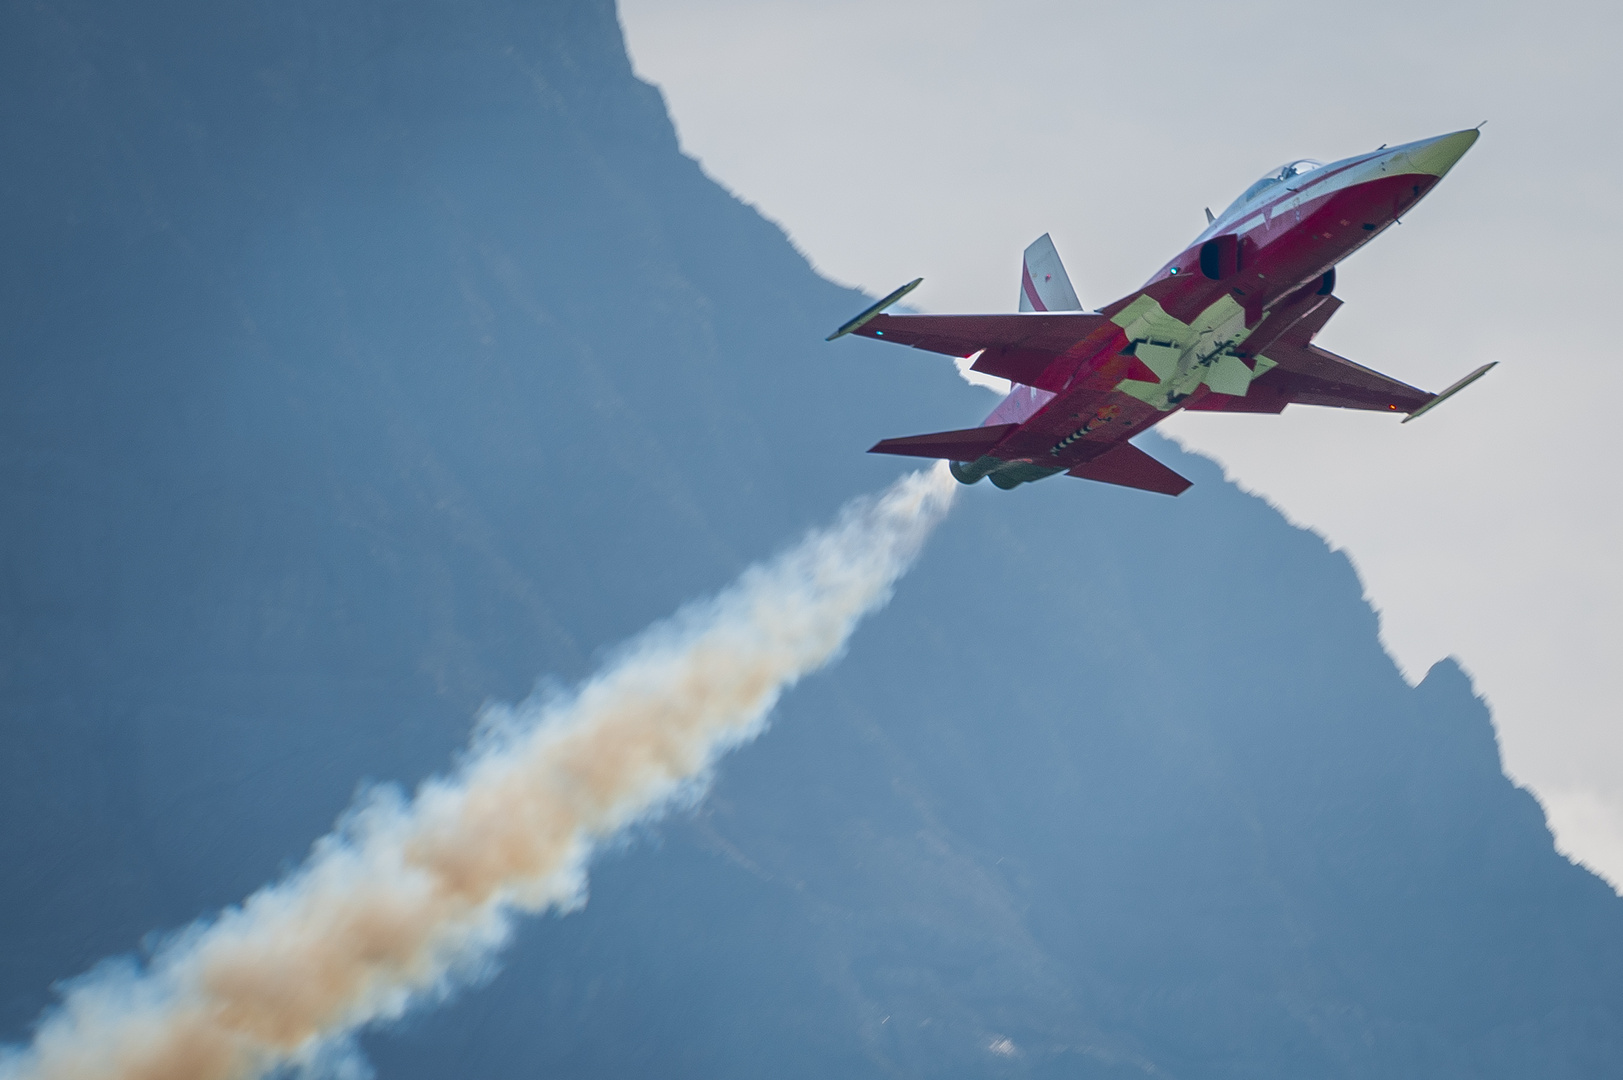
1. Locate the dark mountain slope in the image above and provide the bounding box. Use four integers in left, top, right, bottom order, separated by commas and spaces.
1, 2, 1618, 1076
0, 0, 976, 1026
374, 454, 1623, 1080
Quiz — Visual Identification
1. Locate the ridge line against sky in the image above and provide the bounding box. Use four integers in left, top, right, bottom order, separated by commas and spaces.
614, 0, 1623, 889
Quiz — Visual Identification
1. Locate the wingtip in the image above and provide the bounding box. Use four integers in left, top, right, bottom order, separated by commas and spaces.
826, 277, 923, 341
1401, 361, 1497, 423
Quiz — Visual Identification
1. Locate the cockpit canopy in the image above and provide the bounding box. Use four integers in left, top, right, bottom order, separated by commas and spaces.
1218, 159, 1323, 220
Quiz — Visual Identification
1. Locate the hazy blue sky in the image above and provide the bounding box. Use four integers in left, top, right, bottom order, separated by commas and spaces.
619, 0, 1623, 885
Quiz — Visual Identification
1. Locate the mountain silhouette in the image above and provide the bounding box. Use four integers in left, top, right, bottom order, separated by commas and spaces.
1, 2, 1618, 1077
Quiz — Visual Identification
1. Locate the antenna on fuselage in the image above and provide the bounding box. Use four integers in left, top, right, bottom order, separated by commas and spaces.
1204, 207, 1215, 225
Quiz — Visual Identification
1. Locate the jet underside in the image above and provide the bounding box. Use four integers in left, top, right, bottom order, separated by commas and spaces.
833, 129, 1492, 495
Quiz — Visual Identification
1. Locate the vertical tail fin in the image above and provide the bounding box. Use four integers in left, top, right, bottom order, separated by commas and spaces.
1018, 233, 1084, 312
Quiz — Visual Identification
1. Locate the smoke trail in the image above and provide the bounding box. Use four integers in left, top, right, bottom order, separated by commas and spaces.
0, 464, 957, 1080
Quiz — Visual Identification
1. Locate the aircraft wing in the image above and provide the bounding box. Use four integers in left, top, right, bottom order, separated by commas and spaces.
855, 312, 1113, 385
1194, 341, 1434, 412
1188, 297, 1432, 415
1268, 337, 1434, 409
854, 312, 1110, 356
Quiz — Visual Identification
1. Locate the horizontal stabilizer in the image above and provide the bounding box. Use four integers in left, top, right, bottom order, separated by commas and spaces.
869, 423, 1019, 462
1066, 442, 1191, 496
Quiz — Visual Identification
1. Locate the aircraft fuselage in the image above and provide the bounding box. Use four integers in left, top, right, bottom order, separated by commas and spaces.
975, 131, 1477, 484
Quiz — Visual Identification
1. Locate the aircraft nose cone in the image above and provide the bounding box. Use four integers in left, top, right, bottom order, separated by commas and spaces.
1391, 128, 1480, 178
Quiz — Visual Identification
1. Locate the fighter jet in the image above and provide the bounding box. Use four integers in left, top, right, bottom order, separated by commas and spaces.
828, 129, 1492, 495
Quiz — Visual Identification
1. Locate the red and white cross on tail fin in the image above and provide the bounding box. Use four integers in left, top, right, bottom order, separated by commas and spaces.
1018, 233, 1084, 313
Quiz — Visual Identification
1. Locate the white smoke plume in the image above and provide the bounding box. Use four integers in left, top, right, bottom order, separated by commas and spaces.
0, 464, 958, 1080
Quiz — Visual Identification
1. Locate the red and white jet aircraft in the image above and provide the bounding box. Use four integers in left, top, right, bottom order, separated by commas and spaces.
829, 128, 1492, 495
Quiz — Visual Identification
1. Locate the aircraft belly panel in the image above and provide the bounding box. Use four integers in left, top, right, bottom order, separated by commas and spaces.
1108, 293, 1258, 410
1203, 354, 1254, 396
1009, 391, 1170, 470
